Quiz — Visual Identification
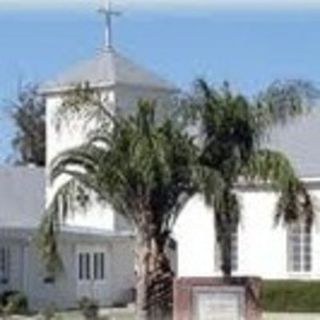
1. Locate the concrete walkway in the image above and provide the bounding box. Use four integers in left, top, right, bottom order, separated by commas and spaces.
6, 311, 320, 320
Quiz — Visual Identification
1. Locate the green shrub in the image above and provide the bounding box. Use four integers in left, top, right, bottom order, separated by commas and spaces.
263, 280, 320, 313
79, 297, 99, 320
0, 290, 28, 315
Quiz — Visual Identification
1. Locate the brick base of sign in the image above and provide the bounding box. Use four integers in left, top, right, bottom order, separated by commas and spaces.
173, 277, 262, 320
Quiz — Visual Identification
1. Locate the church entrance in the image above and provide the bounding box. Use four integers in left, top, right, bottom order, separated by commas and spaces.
76, 245, 110, 304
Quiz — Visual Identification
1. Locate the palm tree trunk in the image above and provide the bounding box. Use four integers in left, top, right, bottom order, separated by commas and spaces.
135, 229, 173, 320
135, 231, 149, 320
220, 230, 232, 278
216, 207, 233, 278
148, 236, 173, 320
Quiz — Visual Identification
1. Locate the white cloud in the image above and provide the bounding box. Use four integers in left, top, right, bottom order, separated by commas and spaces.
1, 0, 320, 10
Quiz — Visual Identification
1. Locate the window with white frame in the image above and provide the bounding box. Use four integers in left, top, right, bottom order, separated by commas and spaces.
0, 247, 10, 284
287, 223, 312, 273
78, 251, 105, 281
215, 224, 238, 272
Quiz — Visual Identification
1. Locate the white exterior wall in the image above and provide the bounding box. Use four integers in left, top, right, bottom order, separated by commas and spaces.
174, 195, 215, 277
236, 190, 287, 279
109, 238, 135, 304
175, 185, 320, 280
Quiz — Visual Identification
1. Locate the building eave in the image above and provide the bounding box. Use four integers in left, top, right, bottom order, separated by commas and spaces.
39, 81, 179, 97
0, 226, 135, 243
235, 175, 320, 192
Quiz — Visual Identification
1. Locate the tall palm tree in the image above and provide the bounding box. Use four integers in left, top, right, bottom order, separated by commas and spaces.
189, 79, 316, 277
39, 96, 198, 320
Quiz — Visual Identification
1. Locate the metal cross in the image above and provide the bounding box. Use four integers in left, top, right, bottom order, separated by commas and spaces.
98, 1, 121, 49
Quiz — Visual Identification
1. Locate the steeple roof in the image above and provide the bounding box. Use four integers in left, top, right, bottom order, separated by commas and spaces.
40, 48, 177, 94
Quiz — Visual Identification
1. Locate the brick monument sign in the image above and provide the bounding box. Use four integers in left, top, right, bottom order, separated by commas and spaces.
173, 277, 262, 320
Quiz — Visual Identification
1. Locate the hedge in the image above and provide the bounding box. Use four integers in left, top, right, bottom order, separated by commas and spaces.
263, 280, 320, 313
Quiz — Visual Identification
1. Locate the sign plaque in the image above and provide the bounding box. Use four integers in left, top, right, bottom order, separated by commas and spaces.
192, 287, 244, 320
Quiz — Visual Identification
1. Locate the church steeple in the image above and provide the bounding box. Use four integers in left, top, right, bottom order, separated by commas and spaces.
98, 1, 121, 49
40, 3, 177, 95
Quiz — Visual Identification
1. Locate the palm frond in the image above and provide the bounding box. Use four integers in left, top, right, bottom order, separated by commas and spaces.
243, 149, 297, 189
276, 181, 314, 227
36, 179, 78, 274
243, 149, 314, 226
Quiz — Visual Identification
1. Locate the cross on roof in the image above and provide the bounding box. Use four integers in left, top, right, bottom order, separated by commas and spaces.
98, 1, 121, 49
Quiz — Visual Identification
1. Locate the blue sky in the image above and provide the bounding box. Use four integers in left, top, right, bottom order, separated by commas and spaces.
1, 4, 320, 162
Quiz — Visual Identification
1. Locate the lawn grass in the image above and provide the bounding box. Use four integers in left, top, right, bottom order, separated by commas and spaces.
263, 280, 320, 313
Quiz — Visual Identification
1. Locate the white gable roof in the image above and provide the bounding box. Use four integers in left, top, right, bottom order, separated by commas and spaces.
40, 48, 177, 94
0, 166, 45, 229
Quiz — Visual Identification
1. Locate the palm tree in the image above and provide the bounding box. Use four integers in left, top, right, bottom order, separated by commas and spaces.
39, 95, 197, 320
189, 79, 316, 277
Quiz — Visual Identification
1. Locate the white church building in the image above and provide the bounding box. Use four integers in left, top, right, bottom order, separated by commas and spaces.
1, 7, 320, 311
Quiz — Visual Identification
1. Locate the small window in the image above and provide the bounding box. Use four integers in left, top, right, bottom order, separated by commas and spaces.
0, 247, 10, 284
287, 223, 312, 273
215, 225, 238, 272
43, 276, 55, 284
78, 251, 105, 281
